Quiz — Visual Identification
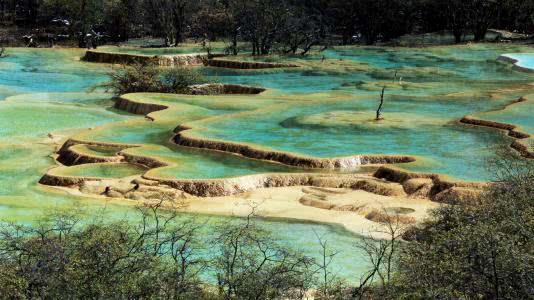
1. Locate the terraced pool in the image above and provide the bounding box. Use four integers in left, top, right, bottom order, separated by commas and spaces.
0, 44, 532, 281
56, 163, 147, 179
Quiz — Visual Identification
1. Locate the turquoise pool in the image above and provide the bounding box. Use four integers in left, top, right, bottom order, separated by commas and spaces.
500, 53, 534, 71
0, 47, 377, 281
0, 45, 532, 281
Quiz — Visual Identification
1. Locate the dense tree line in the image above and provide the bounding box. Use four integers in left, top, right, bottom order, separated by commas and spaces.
1, 0, 533, 49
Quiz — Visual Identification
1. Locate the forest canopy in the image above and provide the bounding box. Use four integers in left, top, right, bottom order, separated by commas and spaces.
0, 0, 532, 49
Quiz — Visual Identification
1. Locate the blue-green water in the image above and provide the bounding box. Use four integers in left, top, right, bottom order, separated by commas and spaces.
193, 45, 532, 181
57, 163, 147, 178
0, 45, 532, 280
188, 95, 515, 181
0, 49, 108, 100
0, 48, 374, 281
501, 53, 534, 70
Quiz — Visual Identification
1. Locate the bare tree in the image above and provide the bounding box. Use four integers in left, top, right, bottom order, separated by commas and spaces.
212, 209, 314, 300
352, 209, 406, 299
312, 231, 347, 299
134, 200, 206, 297
375, 87, 385, 120
146, 0, 189, 46
445, 0, 470, 43
468, 0, 500, 41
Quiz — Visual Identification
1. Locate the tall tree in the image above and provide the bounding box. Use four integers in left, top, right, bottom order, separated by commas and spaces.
145, 0, 191, 46
445, 0, 470, 43
469, 0, 500, 41
275, 6, 328, 55
103, 0, 140, 42
41, 0, 106, 47
239, 0, 291, 55
328, 0, 358, 45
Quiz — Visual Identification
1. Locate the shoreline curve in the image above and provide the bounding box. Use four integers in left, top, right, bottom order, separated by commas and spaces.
459, 96, 533, 159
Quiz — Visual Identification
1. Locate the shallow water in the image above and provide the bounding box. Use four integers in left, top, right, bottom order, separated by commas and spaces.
0, 45, 532, 281
51, 44, 532, 181
75, 144, 122, 157
136, 145, 300, 179
190, 96, 515, 181
195, 45, 532, 180
501, 53, 534, 70
58, 163, 147, 178
0, 48, 376, 281
0, 100, 127, 142
0, 49, 108, 100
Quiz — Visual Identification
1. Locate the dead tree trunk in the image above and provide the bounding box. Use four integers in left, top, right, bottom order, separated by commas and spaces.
376, 87, 385, 120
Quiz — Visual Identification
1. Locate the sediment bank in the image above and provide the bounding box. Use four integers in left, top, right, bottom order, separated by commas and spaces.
113, 96, 169, 116
83, 50, 206, 66
174, 129, 415, 169
82, 50, 297, 70
460, 116, 533, 158
39, 173, 93, 186
146, 173, 410, 198
57, 144, 124, 166
206, 59, 298, 69
44, 138, 485, 204
57, 138, 168, 169
459, 96, 533, 159
460, 116, 529, 139
189, 84, 266, 95
374, 166, 490, 204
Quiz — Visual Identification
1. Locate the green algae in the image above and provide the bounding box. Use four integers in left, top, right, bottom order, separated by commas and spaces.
55, 163, 147, 179
0, 48, 109, 100
0, 101, 129, 142
289, 111, 448, 129
73, 144, 122, 157
0, 48, 383, 282
470, 94, 534, 151
0, 45, 533, 282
